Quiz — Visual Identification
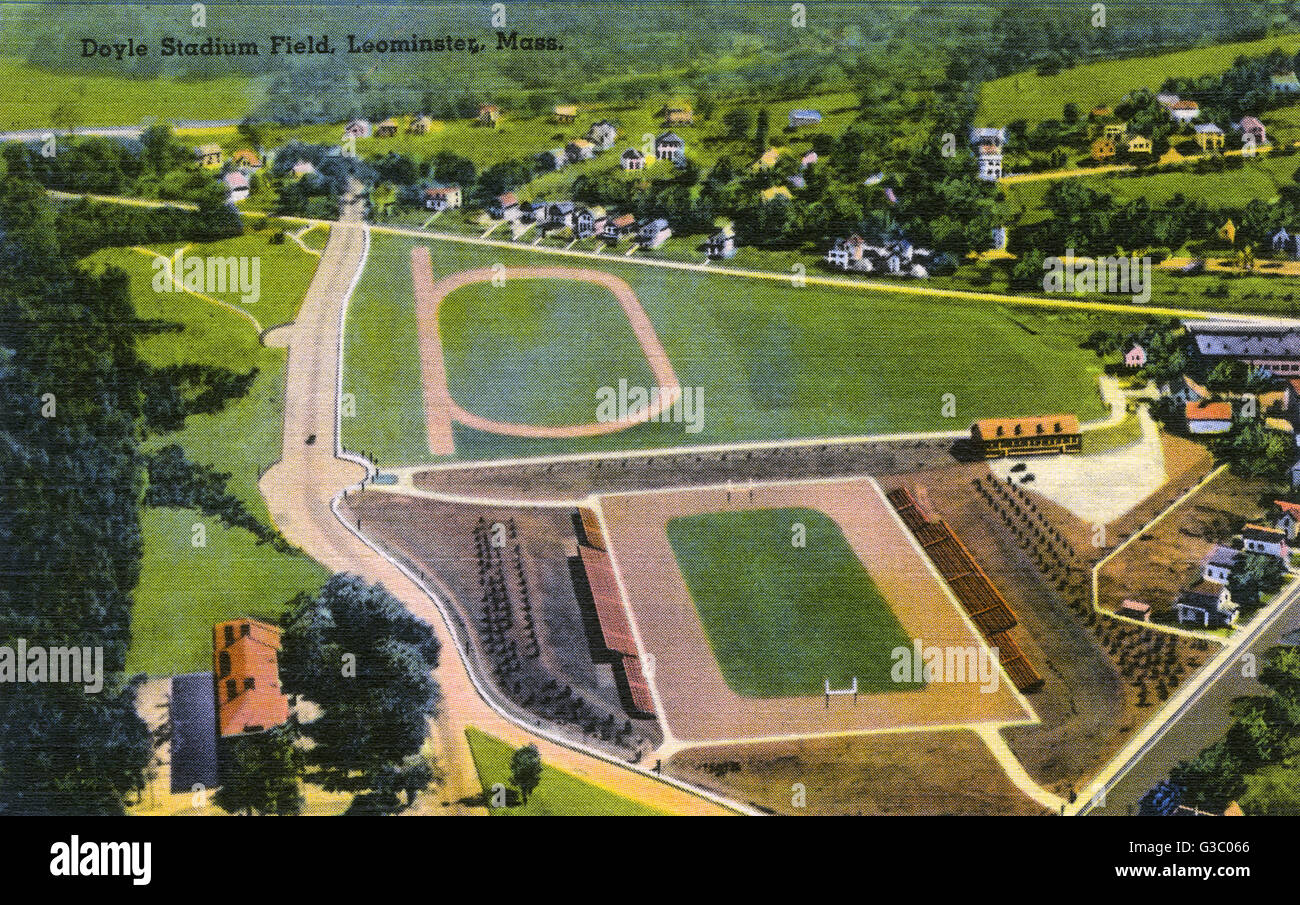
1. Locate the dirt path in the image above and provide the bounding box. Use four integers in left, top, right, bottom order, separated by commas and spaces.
260, 195, 733, 815
410, 251, 681, 451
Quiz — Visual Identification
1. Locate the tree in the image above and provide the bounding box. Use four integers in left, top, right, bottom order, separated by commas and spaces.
722, 108, 751, 141
213, 724, 304, 816
279, 574, 441, 800
1227, 552, 1288, 611
510, 744, 543, 804
754, 108, 769, 153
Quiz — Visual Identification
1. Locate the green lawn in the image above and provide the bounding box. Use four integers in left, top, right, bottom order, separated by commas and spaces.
1080, 410, 1144, 454
464, 728, 667, 816
0, 54, 264, 130
979, 35, 1300, 126
129, 509, 328, 675
83, 230, 330, 675
344, 233, 1125, 465
440, 277, 658, 426
665, 507, 919, 699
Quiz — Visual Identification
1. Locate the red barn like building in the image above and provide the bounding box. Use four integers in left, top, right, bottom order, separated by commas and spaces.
213, 618, 289, 737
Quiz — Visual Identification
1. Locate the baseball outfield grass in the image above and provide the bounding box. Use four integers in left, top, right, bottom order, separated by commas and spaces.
665, 507, 920, 699
343, 233, 1128, 465
464, 728, 667, 816
439, 278, 658, 426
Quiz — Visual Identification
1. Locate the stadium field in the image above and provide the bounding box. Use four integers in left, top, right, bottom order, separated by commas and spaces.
666, 507, 920, 698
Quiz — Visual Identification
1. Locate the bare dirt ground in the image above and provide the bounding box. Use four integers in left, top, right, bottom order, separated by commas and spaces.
412, 437, 959, 502
894, 446, 1213, 797
667, 730, 1050, 816
411, 250, 680, 447
341, 490, 663, 761
1098, 466, 1273, 622
600, 477, 1031, 745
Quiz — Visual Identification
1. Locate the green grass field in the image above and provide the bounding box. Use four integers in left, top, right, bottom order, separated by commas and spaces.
464, 728, 667, 816
129, 509, 328, 675
665, 507, 919, 699
978, 35, 1300, 126
343, 233, 1124, 465
83, 230, 330, 675
1004, 152, 1300, 220
439, 278, 658, 426
0, 54, 264, 130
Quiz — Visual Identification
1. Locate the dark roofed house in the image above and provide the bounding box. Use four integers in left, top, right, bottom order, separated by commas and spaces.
1186, 320, 1300, 376
620, 147, 646, 171
546, 200, 576, 228
1203, 545, 1239, 583
519, 200, 547, 223
655, 132, 685, 163
638, 217, 671, 249
575, 205, 607, 238
705, 227, 736, 259
169, 672, 218, 793
789, 109, 823, 128
1174, 581, 1237, 628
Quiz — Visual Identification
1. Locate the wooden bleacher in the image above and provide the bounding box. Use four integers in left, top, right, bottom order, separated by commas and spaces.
887, 487, 1043, 692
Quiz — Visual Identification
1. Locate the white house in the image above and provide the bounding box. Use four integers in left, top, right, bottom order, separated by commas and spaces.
1174, 581, 1238, 627
1169, 100, 1200, 124
621, 148, 646, 171
1202, 545, 1239, 584
1242, 524, 1289, 560
638, 218, 671, 248
705, 227, 736, 259
223, 171, 249, 202
788, 109, 823, 128
488, 192, 520, 220
423, 185, 462, 211
588, 120, 618, 150
343, 119, 371, 139
574, 206, 607, 239
655, 132, 685, 163
1124, 342, 1147, 368
546, 201, 576, 229
976, 143, 1003, 181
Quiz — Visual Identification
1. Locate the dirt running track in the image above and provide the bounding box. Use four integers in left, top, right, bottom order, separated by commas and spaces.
411, 248, 681, 455
260, 188, 732, 815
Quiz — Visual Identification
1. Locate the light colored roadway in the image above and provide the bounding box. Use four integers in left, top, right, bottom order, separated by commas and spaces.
258, 186, 738, 816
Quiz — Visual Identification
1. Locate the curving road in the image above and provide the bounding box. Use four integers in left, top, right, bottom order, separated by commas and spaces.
258, 183, 737, 816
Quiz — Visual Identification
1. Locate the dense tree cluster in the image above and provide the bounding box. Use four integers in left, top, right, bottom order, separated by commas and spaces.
276, 574, 442, 814
0, 177, 153, 814
1172, 646, 1300, 813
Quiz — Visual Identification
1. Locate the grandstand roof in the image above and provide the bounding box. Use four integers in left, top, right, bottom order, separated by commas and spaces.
579, 544, 638, 657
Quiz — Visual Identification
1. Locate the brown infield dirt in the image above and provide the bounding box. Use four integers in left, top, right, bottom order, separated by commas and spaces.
410, 247, 680, 454
598, 476, 1033, 745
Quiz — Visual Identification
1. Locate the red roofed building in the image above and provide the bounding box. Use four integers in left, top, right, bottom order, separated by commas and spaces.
1275, 499, 1300, 538
969, 414, 1081, 458
577, 544, 655, 716
1186, 400, 1233, 434
213, 618, 289, 737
